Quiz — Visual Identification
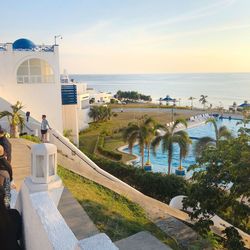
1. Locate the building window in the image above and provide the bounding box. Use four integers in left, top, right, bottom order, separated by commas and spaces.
17, 58, 54, 84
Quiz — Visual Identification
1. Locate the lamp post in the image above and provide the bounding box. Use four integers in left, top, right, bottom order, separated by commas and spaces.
54, 35, 63, 45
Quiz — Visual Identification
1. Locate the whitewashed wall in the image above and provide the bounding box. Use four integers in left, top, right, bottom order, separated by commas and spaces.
0, 44, 63, 133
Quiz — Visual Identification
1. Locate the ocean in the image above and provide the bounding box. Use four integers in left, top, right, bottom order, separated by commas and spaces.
70, 73, 250, 109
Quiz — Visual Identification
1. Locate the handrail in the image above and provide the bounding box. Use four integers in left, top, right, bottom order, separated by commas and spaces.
24, 123, 34, 132
50, 129, 115, 182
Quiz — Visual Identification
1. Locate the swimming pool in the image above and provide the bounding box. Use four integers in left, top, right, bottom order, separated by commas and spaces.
123, 118, 246, 176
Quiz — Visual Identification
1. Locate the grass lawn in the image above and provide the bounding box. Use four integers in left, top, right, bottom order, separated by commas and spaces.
104, 134, 136, 162
79, 134, 99, 154
58, 166, 180, 249
79, 107, 201, 161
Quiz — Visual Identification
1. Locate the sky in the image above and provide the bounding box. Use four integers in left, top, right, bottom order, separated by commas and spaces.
1, 0, 250, 73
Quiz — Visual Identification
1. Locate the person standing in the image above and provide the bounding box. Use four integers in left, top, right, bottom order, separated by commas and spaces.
41, 115, 51, 143
0, 128, 12, 163
0, 186, 22, 250
25, 111, 30, 122
0, 145, 13, 208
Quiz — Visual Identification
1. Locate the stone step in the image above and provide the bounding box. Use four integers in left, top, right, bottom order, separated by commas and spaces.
115, 231, 172, 250
156, 218, 199, 249
58, 188, 99, 240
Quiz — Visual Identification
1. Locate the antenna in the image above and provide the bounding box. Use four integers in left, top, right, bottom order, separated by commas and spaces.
54, 35, 63, 45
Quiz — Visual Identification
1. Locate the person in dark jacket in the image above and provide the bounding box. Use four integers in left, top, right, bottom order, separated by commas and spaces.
0, 145, 13, 208
0, 128, 12, 163
0, 186, 22, 250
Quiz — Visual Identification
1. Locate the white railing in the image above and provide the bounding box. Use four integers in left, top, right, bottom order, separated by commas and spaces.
49, 128, 142, 192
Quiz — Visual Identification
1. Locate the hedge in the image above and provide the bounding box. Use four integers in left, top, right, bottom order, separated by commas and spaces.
89, 155, 189, 203
97, 135, 122, 161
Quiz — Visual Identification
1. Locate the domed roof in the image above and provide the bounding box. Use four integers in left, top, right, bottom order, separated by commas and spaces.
13, 38, 36, 50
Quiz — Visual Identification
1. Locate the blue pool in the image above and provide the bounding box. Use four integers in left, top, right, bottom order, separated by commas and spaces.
124, 118, 246, 176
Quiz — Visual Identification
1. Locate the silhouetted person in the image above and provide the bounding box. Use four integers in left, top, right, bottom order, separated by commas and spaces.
0, 128, 11, 163
0, 145, 13, 208
25, 111, 30, 122
0, 186, 22, 250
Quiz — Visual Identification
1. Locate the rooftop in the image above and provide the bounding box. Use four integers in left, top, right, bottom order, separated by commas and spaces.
0, 38, 55, 52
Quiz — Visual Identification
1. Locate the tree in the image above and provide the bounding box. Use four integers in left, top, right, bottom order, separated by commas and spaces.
88, 106, 99, 122
223, 227, 245, 250
188, 96, 196, 109
199, 95, 208, 110
0, 101, 25, 138
195, 118, 232, 157
123, 116, 154, 168
88, 106, 112, 122
183, 134, 250, 243
144, 118, 164, 165
151, 118, 189, 175
176, 131, 192, 171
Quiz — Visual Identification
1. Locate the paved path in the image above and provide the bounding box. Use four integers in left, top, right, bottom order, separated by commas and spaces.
11, 138, 32, 190
58, 188, 99, 240
115, 231, 172, 250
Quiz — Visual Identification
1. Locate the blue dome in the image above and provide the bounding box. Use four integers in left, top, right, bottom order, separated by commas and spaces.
13, 38, 36, 50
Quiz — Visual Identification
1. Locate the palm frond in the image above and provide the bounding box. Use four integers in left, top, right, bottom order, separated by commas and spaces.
0, 111, 13, 119
151, 135, 162, 156
218, 126, 232, 139
206, 118, 218, 140
194, 136, 215, 157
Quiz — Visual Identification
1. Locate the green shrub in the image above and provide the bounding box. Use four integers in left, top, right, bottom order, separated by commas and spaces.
97, 136, 122, 161
90, 155, 189, 203
20, 134, 41, 143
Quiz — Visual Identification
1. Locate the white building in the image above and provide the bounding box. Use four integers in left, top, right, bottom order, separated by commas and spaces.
0, 38, 62, 132
87, 87, 113, 104
0, 38, 90, 145
60, 72, 90, 144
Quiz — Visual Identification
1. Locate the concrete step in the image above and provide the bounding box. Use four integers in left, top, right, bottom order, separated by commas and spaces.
156, 218, 199, 249
58, 188, 99, 240
115, 231, 172, 250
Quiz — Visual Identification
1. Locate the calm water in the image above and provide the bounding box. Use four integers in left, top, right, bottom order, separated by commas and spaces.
71, 73, 250, 108
123, 118, 246, 177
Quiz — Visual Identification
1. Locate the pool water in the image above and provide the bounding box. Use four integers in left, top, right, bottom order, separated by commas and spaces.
124, 118, 246, 176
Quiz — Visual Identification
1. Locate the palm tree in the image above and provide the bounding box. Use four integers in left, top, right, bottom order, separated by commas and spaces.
88, 106, 100, 122
176, 131, 192, 171
144, 118, 164, 166
151, 118, 189, 175
101, 106, 112, 121
188, 96, 196, 109
199, 95, 208, 110
123, 116, 155, 168
195, 118, 232, 156
0, 101, 25, 138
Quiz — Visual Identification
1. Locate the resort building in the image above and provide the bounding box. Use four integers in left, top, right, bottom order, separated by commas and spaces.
0, 38, 90, 144
0, 38, 62, 131
87, 87, 113, 104
61, 71, 90, 144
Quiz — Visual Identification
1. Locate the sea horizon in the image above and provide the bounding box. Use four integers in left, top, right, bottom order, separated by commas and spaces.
70, 72, 250, 109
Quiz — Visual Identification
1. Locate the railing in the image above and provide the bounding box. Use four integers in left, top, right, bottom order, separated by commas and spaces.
49, 129, 143, 191
17, 75, 55, 84
14, 44, 54, 52
0, 43, 6, 51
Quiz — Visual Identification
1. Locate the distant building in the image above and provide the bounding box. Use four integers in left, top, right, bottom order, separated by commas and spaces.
87, 87, 113, 104
60, 71, 90, 144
